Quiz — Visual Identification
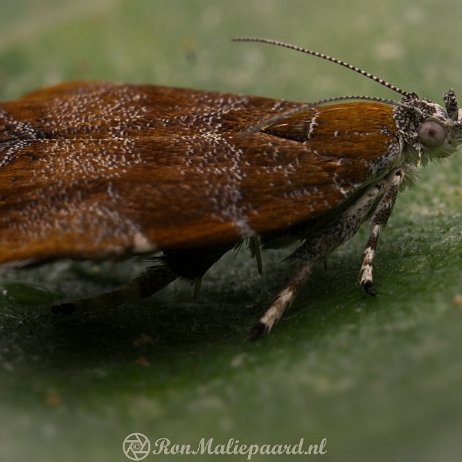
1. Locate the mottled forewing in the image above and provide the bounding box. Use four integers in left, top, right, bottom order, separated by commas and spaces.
0, 83, 400, 264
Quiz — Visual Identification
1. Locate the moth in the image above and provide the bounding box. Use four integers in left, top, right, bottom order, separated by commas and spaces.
0, 38, 460, 337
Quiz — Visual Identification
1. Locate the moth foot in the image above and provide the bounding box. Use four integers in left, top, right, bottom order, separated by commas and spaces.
362, 280, 377, 296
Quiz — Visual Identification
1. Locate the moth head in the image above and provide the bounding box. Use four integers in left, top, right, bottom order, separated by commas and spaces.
394, 91, 462, 165
233, 38, 462, 164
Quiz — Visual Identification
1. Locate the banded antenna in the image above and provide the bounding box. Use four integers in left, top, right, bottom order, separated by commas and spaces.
232, 37, 411, 98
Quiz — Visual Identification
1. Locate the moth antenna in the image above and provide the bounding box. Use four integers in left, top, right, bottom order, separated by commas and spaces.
232, 37, 412, 98
308, 95, 400, 107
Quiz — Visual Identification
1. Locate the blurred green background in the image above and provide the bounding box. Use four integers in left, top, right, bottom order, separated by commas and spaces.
0, 0, 461, 461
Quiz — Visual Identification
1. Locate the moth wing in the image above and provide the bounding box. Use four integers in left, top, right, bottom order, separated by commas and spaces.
0, 83, 400, 265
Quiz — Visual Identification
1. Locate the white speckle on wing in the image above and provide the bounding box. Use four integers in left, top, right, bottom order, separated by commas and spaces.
307, 109, 319, 138
133, 232, 156, 253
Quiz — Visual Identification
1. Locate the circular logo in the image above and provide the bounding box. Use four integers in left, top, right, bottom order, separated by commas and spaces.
123, 433, 151, 461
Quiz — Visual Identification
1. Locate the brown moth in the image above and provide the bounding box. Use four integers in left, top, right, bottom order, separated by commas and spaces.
0, 38, 460, 337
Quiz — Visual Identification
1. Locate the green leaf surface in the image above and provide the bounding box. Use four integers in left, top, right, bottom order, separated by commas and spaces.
0, 1, 461, 461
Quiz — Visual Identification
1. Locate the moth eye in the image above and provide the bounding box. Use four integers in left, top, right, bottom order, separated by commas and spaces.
417, 120, 447, 147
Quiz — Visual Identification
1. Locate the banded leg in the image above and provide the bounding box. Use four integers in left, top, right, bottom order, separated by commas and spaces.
251, 262, 312, 338
360, 168, 405, 295
253, 180, 388, 338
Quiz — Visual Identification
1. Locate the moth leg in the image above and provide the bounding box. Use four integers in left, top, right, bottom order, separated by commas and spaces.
248, 236, 263, 274
359, 168, 405, 295
251, 262, 312, 338
52, 265, 177, 314
52, 244, 233, 315
253, 180, 388, 338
